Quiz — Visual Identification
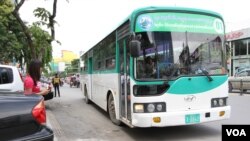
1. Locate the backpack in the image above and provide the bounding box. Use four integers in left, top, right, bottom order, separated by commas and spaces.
53, 77, 60, 84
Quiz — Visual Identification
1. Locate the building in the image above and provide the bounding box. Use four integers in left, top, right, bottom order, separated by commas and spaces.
226, 28, 250, 76
50, 50, 79, 73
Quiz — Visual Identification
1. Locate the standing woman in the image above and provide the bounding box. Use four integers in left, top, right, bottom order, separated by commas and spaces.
24, 59, 50, 95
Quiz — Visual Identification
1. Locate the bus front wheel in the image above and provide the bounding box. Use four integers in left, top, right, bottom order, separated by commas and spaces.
108, 94, 122, 126
228, 82, 233, 92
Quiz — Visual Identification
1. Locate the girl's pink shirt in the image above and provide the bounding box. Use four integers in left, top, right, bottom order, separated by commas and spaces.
24, 75, 40, 94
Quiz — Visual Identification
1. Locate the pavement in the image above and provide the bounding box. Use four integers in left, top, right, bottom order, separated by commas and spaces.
46, 100, 68, 141
46, 110, 59, 141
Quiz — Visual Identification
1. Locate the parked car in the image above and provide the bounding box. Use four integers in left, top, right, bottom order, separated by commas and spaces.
235, 66, 250, 75
228, 68, 250, 92
0, 64, 54, 140
0, 92, 54, 141
0, 64, 24, 92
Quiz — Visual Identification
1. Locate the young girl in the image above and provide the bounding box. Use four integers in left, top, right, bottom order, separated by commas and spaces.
24, 59, 50, 95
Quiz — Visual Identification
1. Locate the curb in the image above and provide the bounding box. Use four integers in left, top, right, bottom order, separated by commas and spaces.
46, 110, 67, 141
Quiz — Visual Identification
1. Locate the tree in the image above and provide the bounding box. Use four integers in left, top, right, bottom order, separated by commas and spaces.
65, 59, 80, 75
71, 58, 80, 72
33, 0, 59, 42
28, 24, 53, 67
1, 0, 67, 71
12, 0, 36, 59
0, 0, 54, 69
0, 0, 26, 64
11, 0, 60, 67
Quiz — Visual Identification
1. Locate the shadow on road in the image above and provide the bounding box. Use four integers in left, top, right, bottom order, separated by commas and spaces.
121, 124, 220, 141
83, 98, 220, 141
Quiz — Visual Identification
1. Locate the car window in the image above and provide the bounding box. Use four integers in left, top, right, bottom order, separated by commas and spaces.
0, 67, 14, 84
237, 70, 250, 77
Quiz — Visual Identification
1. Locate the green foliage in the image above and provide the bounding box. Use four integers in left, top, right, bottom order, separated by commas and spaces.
33, 7, 57, 29
64, 59, 80, 75
0, 0, 53, 69
34, 8, 51, 22
71, 59, 80, 71
0, 0, 25, 64
27, 24, 53, 67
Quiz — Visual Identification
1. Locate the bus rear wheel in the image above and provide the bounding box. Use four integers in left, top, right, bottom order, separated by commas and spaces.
108, 94, 122, 126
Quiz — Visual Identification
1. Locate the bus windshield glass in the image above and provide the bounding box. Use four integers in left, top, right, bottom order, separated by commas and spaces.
134, 12, 226, 80
135, 31, 225, 80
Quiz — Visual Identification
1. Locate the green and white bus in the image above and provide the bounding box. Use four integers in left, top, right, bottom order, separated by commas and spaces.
80, 7, 231, 127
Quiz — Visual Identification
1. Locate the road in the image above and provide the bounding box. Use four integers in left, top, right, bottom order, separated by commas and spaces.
45, 84, 250, 141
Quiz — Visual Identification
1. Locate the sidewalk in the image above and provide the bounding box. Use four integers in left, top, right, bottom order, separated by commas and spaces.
46, 103, 68, 141
46, 110, 58, 141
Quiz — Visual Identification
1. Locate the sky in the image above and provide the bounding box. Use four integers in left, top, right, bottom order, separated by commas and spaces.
20, 0, 250, 57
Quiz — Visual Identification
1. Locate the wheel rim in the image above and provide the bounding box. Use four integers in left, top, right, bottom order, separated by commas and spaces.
109, 96, 116, 119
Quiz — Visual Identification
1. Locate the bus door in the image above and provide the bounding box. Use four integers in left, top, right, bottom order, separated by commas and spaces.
119, 40, 131, 122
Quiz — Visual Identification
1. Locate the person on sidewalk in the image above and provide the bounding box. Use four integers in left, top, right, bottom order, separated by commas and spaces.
24, 59, 50, 96
52, 73, 61, 97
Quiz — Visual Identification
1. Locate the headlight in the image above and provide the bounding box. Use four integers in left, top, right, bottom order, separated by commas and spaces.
211, 97, 227, 107
134, 104, 144, 113
219, 99, 224, 106
156, 104, 163, 111
213, 99, 218, 106
134, 102, 166, 113
147, 104, 155, 113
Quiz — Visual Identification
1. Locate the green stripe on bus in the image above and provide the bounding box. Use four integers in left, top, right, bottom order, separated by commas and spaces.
167, 75, 227, 94
92, 69, 117, 74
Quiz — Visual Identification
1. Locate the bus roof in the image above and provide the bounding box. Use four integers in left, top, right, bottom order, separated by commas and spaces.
130, 6, 223, 19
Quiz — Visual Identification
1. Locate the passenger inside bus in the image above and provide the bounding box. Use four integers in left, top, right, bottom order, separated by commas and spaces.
144, 56, 156, 78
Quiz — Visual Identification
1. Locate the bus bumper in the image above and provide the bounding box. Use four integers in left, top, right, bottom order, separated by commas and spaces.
131, 106, 231, 127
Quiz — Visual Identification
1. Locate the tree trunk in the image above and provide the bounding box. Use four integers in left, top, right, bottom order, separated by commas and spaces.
12, 0, 37, 59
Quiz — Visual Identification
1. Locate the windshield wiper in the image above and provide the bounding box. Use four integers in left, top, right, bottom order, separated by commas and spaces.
200, 69, 213, 81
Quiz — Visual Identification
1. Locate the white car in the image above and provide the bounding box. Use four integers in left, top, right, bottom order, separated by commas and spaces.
0, 64, 24, 92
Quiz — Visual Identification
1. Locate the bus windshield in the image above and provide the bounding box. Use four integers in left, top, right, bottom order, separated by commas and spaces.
135, 31, 226, 80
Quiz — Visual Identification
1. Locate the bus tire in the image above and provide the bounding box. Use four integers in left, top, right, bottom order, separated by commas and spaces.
108, 94, 122, 126
84, 86, 91, 104
228, 82, 233, 92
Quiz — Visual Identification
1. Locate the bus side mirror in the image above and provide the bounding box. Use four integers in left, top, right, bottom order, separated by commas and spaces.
129, 40, 141, 58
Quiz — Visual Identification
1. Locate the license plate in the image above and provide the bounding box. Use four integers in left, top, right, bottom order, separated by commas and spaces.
185, 114, 200, 124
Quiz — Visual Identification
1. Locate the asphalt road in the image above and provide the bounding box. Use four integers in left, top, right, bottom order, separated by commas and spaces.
45, 84, 250, 141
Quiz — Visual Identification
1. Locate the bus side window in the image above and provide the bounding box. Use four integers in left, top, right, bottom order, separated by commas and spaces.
98, 61, 102, 69
105, 57, 115, 69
